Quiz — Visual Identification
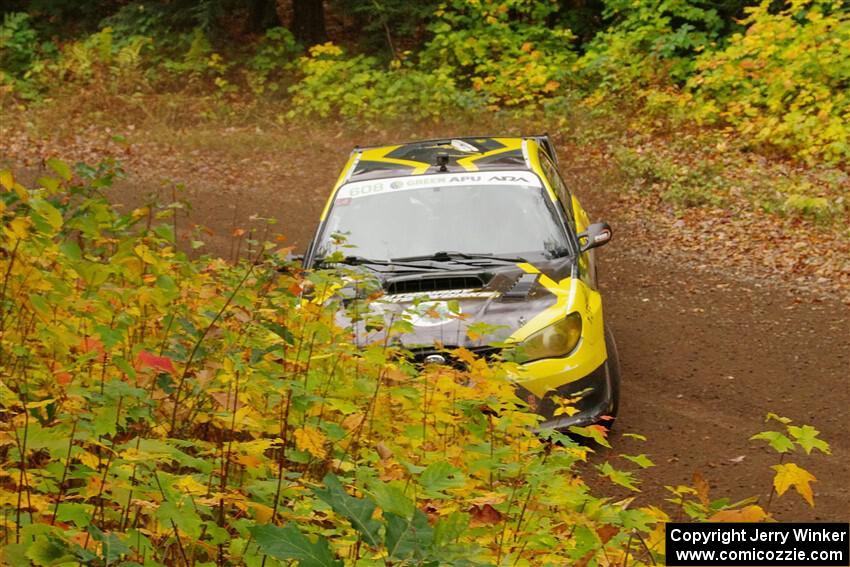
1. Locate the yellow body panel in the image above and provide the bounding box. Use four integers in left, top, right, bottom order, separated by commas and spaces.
507, 265, 607, 398
320, 152, 359, 221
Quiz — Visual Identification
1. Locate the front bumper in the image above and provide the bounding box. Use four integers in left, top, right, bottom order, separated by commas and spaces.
514, 360, 613, 431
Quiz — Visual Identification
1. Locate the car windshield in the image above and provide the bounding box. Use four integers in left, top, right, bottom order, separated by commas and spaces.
315, 171, 570, 262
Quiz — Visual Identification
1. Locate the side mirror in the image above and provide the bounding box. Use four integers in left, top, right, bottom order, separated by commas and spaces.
577, 222, 612, 253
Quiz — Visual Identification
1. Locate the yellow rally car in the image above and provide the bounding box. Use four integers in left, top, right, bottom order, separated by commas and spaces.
304, 136, 619, 431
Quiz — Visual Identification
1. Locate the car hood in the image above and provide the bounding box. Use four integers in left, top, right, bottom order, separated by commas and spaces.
334, 258, 574, 350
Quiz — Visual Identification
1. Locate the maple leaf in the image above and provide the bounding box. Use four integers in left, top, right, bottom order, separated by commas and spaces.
136, 351, 176, 375
751, 430, 794, 453
771, 462, 816, 507
597, 462, 640, 492
787, 425, 831, 455
294, 426, 327, 459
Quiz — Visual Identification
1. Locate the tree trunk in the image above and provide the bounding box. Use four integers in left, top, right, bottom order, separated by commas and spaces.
246, 0, 282, 32
291, 0, 327, 47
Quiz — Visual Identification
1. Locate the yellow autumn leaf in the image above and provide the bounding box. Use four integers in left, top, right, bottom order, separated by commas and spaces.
0, 170, 13, 190
249, 502, 275, 523
175, 475, 209, 496
709, 505, 768, 522
5, 217, 30, 240
771, 462, 816, 507
78, 451, 102, 470
294, 426, 327, 459
134, 244, 159, 265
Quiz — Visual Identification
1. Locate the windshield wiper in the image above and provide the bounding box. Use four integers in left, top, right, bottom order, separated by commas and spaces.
391, 251, 527, 263
316, 255, 444, 270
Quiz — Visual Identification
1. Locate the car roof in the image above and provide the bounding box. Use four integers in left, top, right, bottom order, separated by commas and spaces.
340, 136, 555, 183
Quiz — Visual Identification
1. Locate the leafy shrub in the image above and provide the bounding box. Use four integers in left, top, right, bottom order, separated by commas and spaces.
687, 0, 850, 162
422, 0, 577, 107
0, 12, 38, 79
288, 43, 480, 120
245, 27, 301, 96
575, 0, 725, 94
0, 12, 57, 99
35, 26, 154, 95
330, 0, 439, 55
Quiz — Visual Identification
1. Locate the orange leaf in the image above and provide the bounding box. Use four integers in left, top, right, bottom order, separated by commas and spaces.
693, 471, 710, 506
596, 524, 619, 544
136, 351, 176, 375
469, 503, 502, 526
55, 372, 72, 386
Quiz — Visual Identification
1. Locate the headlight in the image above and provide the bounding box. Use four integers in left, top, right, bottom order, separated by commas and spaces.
517, 312, 582, 362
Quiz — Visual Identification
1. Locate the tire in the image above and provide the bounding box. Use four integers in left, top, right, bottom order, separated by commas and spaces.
603, 326, 621, 426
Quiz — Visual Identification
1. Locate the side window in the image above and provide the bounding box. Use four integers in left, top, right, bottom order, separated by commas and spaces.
539, 154, 576, 231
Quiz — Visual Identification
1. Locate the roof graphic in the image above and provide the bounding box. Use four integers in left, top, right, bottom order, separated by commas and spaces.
347, 137, 528, 181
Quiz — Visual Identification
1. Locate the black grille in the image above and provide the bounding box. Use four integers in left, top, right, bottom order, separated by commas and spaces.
385, 276, 484, 295
408, 346, 502, 369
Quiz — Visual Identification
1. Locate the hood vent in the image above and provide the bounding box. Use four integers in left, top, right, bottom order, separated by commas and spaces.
385, 275, 484, 295
503, 273, 538, 299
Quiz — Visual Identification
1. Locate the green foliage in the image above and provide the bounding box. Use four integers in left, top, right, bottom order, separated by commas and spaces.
0, 12, 57, 100
0, 12, 38, 78
687, 0, 850, 161
576, 0, 725, 92
613, 146, 726, 208
423, 0, 576, 107
245, 27, 300, 95
55, 27, 153, 86
288, 43, 479, 120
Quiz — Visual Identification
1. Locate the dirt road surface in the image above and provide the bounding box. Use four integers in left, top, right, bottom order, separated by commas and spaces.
4, 122, 848, 521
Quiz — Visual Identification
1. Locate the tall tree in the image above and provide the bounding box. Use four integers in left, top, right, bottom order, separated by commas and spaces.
246, 0, 282, 33
291, 0, 327, 46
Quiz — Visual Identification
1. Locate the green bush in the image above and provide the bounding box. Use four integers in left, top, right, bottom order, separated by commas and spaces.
422, 0, 577, 107
687, 0, 850, 162
0, 12, 56, 99
575, 0, 725, 94
245, 27, 301, 96
288, 43, 480, 120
